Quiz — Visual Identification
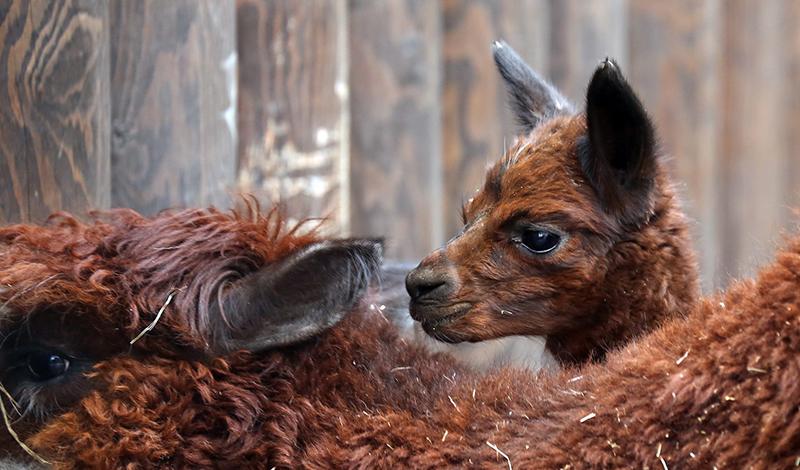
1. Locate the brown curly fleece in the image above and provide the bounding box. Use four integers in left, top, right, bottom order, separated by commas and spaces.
0, 200, 797, 468
300, 233, 800, 468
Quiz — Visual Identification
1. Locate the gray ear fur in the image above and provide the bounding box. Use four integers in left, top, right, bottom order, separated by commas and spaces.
209, 238, 383, 354
492, 40, 573, 131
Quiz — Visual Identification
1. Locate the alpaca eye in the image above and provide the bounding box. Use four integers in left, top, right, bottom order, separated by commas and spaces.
519, 229, 561, 254
27, 352, 69, 381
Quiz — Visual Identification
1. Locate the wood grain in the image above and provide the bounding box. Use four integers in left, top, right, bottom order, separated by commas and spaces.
0, 0, 110, 223
719, 0, 789, 285
348, 0, 443, 261
236, 0, 347, 230
109, 0, 236, 214
784, 1, 800, 231
440, 0, 550, 240
629, 0, 723, 291
548, 0, 629, 102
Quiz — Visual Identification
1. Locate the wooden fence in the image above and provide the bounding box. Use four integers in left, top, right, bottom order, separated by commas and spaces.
1, 0, 799, 292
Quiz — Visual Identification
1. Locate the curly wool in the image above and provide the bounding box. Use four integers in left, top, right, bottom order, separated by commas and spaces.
0, 205, 796, 468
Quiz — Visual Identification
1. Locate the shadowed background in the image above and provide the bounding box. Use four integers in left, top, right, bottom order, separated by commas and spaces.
1, 0, 798, 292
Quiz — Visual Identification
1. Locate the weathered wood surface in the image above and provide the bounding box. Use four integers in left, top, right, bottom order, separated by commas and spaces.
109, 0, 236, 214
718, 0, 790, 287
786, 2, 800, 224
0, 0, 110, 223
628, 0, 722, 290
236, 0, 347, 231
348, 0, 443, 261
548, 0, 629, 102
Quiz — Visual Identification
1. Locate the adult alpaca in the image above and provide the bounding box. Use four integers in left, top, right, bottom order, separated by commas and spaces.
405, 42, 699, 369
0, 205, 385, 467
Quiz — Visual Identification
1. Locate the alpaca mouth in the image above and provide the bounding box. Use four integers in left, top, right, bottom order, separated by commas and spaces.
409, 301, 472, 321
414, 303, 472, 343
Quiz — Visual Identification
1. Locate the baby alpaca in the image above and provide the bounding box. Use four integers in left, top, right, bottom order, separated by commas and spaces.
405, 42, 699, 370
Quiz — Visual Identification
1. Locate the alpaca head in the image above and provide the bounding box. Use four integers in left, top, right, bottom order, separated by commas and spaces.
0, 206, 381, 464
406, 41, 698, 363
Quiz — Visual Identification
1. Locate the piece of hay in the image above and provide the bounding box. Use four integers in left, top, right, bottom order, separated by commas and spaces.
0, 382, 49, 465
448, 395, 459, 411
130, 290, 176, 345
486, 441, 512, 470
675, 349, 690, 365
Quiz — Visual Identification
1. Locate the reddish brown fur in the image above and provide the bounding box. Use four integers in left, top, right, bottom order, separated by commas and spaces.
0, 203, 322, 466
413, 114, 699, 364
406, 48, 700, 368
297, 232, 800, 468
0, 202, 796, 468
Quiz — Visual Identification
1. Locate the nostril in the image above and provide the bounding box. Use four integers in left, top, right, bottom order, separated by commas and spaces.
406, 269, 452, 301
414, 280, 445, 299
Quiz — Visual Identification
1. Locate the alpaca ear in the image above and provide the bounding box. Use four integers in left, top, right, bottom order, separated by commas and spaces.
209, 239, 383, 355
579, 58, 658, 224
492, 40, 573, 132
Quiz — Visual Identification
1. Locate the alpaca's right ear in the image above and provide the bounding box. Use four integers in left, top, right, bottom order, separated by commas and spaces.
492, 40, 573, 132
208, 239, 383, 355
580, 58, 658, 225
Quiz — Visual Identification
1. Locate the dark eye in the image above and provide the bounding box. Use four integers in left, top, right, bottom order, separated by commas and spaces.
519, 229, 561, 254
27, 352, 69, 381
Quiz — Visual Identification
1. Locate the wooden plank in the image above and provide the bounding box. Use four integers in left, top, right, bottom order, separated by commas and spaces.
628, 0, 723, 291
0, 0, 111, 223
719, 0, 789, 284
548, 0, 629, 102
440, 0, 550, 241
236, 0, 347, 230
109, 0, 236, 214
348, 0, 442, 261
785, 1, 800, 228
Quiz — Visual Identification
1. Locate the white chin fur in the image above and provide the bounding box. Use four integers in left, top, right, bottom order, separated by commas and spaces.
0, 458, 47, 469
395, 310, 559, 373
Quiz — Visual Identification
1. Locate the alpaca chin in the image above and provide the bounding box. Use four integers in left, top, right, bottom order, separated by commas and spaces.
392, 310, 558, 372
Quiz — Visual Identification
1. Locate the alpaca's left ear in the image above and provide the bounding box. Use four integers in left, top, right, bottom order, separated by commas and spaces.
209, 239, 383, 354
580, 58, 658, 224
492, 40, 573, 132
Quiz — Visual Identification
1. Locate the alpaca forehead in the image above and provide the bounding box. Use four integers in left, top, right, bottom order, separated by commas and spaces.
479, 170, 605, 234
492, 117, 586, 196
